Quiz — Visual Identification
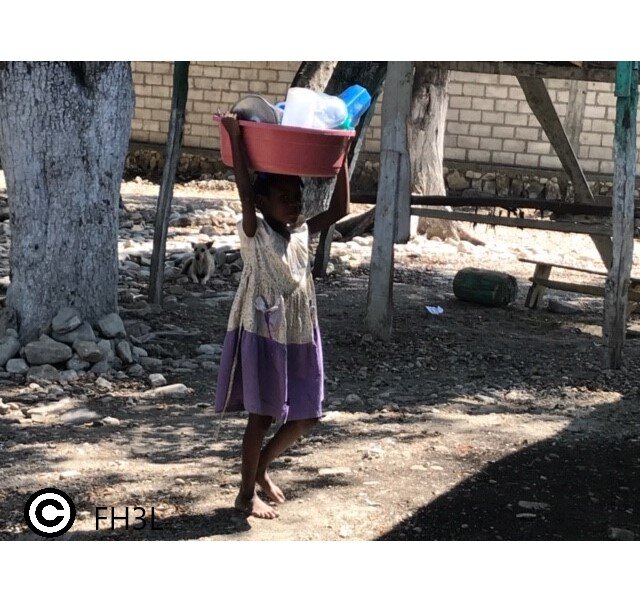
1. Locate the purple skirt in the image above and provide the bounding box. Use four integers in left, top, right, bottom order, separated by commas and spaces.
214, 326, 324, 423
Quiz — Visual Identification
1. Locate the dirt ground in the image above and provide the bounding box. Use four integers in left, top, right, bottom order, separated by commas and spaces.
1, 177, 639, 540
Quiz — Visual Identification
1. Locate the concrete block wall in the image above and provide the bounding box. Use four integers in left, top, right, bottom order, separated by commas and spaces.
130, 62, 640, 176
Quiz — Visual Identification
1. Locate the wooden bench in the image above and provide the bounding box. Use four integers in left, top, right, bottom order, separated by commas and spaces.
519, 257, 640, 310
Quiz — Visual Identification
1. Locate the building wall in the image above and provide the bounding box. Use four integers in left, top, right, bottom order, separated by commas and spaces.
130, 62, 640, 175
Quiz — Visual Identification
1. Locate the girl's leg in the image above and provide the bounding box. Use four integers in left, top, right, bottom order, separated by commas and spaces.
257, 418, 319, 503
235, 413, 279, 519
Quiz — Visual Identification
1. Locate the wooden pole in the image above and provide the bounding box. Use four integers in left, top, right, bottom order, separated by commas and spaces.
603, 61, 638, 369
148, 61, 189, 306
517, 75, 613, 268
365, 62, 412, 340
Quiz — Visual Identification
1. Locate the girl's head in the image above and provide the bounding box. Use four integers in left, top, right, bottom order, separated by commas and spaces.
253, 172, 304, 227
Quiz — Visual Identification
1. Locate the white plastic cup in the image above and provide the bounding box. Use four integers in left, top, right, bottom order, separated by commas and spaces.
281, 88, 319, 128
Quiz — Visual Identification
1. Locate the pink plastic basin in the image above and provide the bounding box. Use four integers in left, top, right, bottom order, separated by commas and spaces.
214, 116, 355, 178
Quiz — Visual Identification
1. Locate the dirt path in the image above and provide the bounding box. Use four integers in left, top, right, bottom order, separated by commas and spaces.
1, 178, 639, 540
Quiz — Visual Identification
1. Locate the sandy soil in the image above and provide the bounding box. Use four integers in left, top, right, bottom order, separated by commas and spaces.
0, 177, 639, 540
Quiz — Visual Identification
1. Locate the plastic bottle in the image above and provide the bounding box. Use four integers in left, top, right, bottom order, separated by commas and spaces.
312, 92, 348, 129
337, 85, 372, 129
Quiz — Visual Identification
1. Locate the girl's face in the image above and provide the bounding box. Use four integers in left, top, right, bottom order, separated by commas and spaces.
262, 176, 303, 226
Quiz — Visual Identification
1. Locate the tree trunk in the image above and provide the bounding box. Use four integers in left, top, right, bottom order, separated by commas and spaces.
409, 63, 483, 244
292, 61, 338, 91
292, 61, 387, 220
0, 62, 135, 342
291, 61, 387, 276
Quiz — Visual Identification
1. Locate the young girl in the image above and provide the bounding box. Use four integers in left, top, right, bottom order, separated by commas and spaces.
215, 114, 350, 519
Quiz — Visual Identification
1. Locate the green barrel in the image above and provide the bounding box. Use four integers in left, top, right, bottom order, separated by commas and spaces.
452, 268, 518, 307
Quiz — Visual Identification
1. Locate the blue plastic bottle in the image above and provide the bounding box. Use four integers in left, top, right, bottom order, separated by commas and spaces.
338, 85, 372, 129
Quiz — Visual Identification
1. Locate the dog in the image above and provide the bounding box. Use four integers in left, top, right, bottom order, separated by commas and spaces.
181, 241, 215, 284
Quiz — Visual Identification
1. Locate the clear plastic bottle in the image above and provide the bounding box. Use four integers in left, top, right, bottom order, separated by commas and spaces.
313, 92, 348, 129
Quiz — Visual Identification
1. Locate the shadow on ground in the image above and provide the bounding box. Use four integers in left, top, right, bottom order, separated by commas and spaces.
378, 392, 640, 540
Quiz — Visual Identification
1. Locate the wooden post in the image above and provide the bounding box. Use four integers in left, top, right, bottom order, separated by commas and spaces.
365, 62, 412, 339
603, 61, 639, 369
148, 61, 189, 305
517, 75, 613, 268
564, 79, 587, 155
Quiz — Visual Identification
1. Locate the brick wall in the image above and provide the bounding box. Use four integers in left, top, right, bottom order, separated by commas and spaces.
130, 62, 640, 175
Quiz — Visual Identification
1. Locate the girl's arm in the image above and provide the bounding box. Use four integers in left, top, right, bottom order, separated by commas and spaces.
306, 157, 350, 235
221, 114, 257, 237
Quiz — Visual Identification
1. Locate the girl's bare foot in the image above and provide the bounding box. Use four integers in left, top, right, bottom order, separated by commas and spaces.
234, 492, 279, 519
256, 471, 286, 504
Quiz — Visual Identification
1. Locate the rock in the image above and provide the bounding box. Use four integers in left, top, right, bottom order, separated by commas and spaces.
125, 321, 152, 339
526, 181, 545, 199
363, 446, 384, 460
27, 364, 60, 384
73, 340, 104, 363
318, 467, 351, 476
52, 322, 96, 345
496, 174, 510, 197
90, 361, 111, 375
67, 355, 91, 372
132, 346, 148, 358
0, 307, 18, 338
518, 500, 550, 511
510, 178, 524, 197
59, 370, 79, 384
148, 373, 167, 388
608, 527, 635, 541
97, 313, 126, 339
446, 170, 469, 191
345, 393, 362, 404
0, 401, 11, 415
52, 308, 82, 335
6, 358, 29, 374
97, 339, 115, 361
58, 408, 101, 425
24, 335, 73, 366
482, 179, 496, 195
116, 341, 133, 364
548, 298, 582, 315
516, 513, 537, 519
26, 396, 78, 418
140, 383, 192, 399
127, 364, 146, 378
545, 180, 561, 200
102, 416, 121, 426
47, 385, 64, 397
175, 478, 186, 485
197, 344, 222, 356
0, 335, 20, 367
139, 357, 163, 372
59, 470, 81, 480
410, 465, 429, 471
95, 377, 113, 390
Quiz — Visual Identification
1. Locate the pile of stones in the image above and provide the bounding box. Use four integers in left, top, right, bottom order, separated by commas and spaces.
0, 307, 141, 385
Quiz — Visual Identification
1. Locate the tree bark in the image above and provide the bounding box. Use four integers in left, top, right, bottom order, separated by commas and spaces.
292, 61, 387, 220
409, 63, 483, 244
291, 61, 387, 277
0, 61, 134, 342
